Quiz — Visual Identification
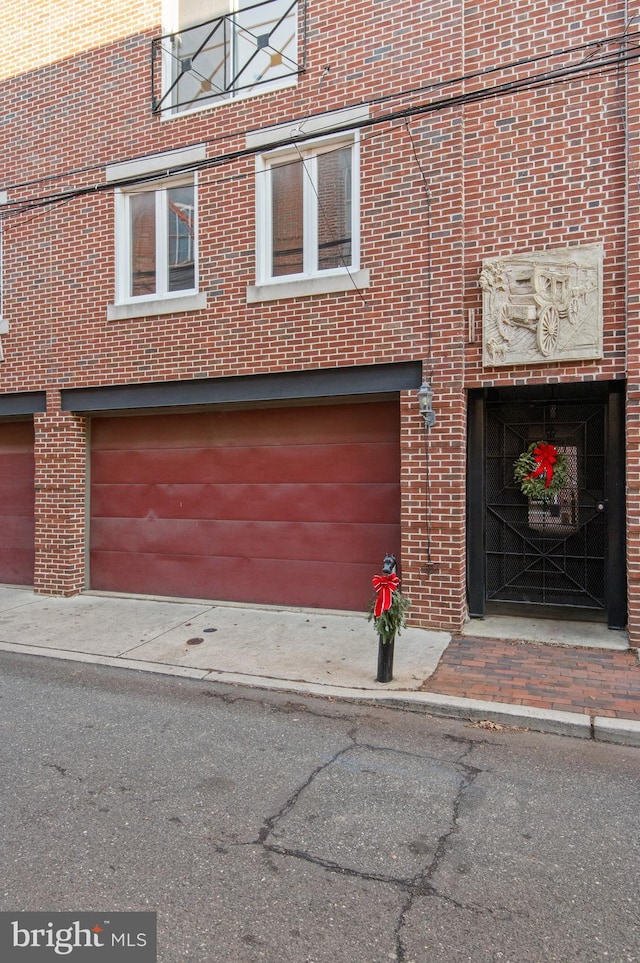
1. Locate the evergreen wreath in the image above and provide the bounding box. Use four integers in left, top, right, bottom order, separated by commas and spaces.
514, 441, 569, 499
368, 590, 411, 643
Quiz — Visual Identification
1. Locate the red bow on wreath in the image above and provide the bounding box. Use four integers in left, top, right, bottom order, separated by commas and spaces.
524, 442, 558, 489
372, 573, 400, 618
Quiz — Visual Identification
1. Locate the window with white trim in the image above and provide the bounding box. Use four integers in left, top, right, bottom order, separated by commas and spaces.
256, 135, 360, 286
115, 176, 197, 304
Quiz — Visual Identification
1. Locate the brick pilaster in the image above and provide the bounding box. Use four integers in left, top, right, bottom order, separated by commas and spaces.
33, 390, 87, 596
401, 378, 468, 634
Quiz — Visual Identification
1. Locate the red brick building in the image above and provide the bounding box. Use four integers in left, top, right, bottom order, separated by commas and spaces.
1, 0, 638, 642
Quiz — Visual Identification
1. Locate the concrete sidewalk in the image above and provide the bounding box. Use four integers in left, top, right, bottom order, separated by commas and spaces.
0, 586, 638, 747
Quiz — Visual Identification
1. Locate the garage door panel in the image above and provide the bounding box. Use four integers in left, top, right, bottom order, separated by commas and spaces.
92, 403, 399, 450
90, 402, 400, 610
92, 442, 399, 486
0, 466, 34, 519
0, 453, 35, 486
91, 552, 385, 610
91, 517, 399, 564
91, 482, 400, 525
0, 546, 35, 583
0, 515, 35, 549
0, 490, 35, 516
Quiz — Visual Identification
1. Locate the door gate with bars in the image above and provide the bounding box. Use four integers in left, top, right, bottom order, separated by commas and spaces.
467, 385, 626, 627
486, 401, 606, 610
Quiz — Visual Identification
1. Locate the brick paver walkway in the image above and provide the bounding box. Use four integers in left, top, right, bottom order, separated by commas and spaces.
421, 636, 640, 720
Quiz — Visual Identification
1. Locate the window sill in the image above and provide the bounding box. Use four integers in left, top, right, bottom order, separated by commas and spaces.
162, 76, 298, 121
246, 270, 370, 304
107, 292, 207, 321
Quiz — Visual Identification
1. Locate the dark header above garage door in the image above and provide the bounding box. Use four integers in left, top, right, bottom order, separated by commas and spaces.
61, 362, 422, 414
0, 391, 46, 417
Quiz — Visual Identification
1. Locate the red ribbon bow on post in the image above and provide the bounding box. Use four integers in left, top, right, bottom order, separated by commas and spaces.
524, 442, 558, 489
372, 573, 400, 618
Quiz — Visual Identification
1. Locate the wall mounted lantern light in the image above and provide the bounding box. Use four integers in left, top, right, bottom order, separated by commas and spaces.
418, 380, 436, 428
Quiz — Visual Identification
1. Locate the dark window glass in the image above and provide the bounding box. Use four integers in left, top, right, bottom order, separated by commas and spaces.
271, 160, 303, 276
130, 192, 156, 296
317, 146, 352, 270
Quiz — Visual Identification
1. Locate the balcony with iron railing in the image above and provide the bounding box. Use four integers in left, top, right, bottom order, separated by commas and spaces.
151, 0, 302, 114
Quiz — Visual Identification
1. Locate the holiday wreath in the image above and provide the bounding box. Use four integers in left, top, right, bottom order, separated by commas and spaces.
513, 441, 569, 499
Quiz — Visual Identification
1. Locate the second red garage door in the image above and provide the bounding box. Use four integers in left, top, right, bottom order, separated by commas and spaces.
90, 401, 400, 611
0, 420, 35, 585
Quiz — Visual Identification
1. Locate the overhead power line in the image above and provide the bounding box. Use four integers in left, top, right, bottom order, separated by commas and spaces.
2, 33, 639, 221
4, 28, 637, 196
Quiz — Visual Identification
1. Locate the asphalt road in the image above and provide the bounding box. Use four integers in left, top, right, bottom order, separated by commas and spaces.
0, 652, 638, 963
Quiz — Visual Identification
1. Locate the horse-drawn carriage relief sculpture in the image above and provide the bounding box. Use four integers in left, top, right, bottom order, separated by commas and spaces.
479, 244, 603, 367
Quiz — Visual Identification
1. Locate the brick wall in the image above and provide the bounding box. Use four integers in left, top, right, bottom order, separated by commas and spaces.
1, 0, 637, 635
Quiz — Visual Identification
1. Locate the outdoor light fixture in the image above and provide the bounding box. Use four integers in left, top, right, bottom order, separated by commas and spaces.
418, 380, 436, 428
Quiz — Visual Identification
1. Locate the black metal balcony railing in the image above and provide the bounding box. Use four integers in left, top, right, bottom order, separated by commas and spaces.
151, 0, 301, 114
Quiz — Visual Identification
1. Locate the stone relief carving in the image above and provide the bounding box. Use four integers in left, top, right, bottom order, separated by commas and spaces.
480, 243, 603, 366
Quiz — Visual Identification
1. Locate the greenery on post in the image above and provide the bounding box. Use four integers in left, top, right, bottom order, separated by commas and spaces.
368, 590, 411, 643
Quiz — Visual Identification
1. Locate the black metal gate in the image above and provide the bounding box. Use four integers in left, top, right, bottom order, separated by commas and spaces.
467, 383, 626, 627
486, 401, 606, 609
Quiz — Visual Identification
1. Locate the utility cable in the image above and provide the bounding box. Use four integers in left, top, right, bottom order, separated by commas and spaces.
403, 118, 433, 371
2, 29, 639, 210
8, 26, 629, 193
404, 117, 435, 568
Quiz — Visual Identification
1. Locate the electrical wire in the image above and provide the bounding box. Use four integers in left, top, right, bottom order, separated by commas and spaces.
2, 29, 639, 220
403, 118, 433, 370
404, 117, 435, 567
3, 27, 637, 196
422, 423, 433, 568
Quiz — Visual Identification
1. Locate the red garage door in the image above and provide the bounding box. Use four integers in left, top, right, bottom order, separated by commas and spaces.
0, 421, 35, 585
90, 401, 400, 610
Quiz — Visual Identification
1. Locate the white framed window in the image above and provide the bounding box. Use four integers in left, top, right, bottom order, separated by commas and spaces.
157, 0, 299, 116
115, 175, 198, 305
255, 135, 361, 292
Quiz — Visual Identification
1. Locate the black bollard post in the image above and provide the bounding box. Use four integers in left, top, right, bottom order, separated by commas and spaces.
376, 633, 395, 683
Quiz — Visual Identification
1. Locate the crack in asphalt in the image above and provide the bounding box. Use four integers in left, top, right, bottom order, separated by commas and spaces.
255, 730, 486, 963
393, 757, 481, 961
262, 842, 417, 888
257, 737, 357, 845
